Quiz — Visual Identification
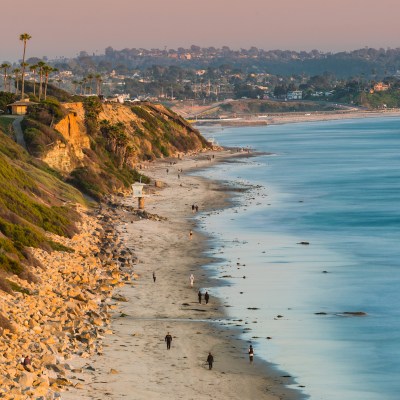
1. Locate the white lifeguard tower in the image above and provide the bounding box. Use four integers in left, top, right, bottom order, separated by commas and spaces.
132, 182, 146, 209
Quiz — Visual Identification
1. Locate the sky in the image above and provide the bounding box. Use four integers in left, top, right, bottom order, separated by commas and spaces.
2, 0, 400, 62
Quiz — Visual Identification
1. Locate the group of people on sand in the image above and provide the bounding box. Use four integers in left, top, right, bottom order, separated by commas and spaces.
190, 274, 210, 304
198, 289, 209, 304
156, 189, 255, 372
163, 332, 254, 369
164, 331, 215, 369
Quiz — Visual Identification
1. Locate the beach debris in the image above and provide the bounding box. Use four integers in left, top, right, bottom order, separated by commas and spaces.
341, 311, 367, 316
109, 369, 119, 374
316, 311, 367, 317
266, 337, 272, 340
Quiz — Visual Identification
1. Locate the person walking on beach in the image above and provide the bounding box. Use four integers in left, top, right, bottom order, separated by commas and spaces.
207, 352, 214, 370
248, 345, 254, 363
189, 274, 194, 287
165, 332, 172, 350
204, 291, 210, 304
153, 271, 156, 283
198, 290, 202, 304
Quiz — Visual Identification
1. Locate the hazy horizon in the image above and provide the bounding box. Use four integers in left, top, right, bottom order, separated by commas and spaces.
2, 0, 400, 62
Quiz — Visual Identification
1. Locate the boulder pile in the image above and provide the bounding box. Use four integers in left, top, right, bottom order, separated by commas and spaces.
0, 204, 134, 399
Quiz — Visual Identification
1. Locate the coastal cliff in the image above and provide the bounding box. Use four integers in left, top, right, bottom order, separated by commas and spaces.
0, 94, 212, 398
22, 98, 210, 199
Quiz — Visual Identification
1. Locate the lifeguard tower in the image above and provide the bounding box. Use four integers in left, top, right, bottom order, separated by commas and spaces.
132, 182, 146, 209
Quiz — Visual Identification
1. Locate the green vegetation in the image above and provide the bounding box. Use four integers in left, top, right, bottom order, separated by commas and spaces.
6, 279, 30, 295
0, 117, 15, 136
0, 124, 84, 289
83, 96, 102, 135
361, 91, 400, 109
0, 92, 16, 112
22, 98, 68, 156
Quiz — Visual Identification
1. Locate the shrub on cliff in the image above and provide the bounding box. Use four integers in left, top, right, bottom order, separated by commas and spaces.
28, 98, 68, 124
83, 96, 102, 135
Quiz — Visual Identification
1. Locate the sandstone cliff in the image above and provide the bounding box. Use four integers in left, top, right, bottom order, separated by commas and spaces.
41, 101, 209, 174
26, 99, 211, 199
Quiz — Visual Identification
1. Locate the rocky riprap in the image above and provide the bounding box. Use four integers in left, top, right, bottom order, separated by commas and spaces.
0, 204, 135, 399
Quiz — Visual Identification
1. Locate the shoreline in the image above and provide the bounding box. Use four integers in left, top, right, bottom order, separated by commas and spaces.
62, 150, 302, 400
192, 109, 400, 127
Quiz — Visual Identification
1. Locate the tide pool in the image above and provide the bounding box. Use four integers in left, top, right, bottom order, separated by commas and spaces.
196, 118, 400, 400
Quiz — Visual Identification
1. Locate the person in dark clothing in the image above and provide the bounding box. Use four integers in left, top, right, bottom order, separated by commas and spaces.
198, 290, 202, 304
153, 271, 156, 283
207, 352, 214, 370
204, 291, 209, 304
195, 205, 199, 212
165, 332, 172, 350
248, 344, 254, 363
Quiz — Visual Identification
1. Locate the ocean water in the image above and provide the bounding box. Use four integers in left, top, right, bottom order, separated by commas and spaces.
195, 118, 400, 400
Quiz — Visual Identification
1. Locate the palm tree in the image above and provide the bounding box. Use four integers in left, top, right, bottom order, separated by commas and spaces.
71, 80, 79, 94
19, 33, 32, 99
37, 61, 46, 100
95, 74, 103, 95
43, 65, 53, 100
30, 64, 38, 96
86, 74, 94, 94
81, 77, 88, 95
13, 68, 21, 95
1, 63, 11, 92
6, 75, 12, 92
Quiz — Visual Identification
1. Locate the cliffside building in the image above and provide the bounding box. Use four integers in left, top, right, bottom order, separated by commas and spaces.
7, 99, 37, 115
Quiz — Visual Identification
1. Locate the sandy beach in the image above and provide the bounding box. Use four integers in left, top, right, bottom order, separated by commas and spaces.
62, 150, 301, 400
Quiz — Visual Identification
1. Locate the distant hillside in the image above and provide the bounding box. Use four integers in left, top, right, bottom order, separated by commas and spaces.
172, 99, 345, 120
66, 46, 400, 78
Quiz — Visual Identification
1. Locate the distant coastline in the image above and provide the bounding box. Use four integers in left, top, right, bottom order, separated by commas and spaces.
192, 109, 400, 127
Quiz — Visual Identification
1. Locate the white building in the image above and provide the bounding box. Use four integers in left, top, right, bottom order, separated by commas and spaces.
287, 90, 303, 100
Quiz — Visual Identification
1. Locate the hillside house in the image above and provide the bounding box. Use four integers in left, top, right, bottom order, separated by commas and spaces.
287, 90, 303, 100
7, 99, 37, 115
373, 82, 390, 92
